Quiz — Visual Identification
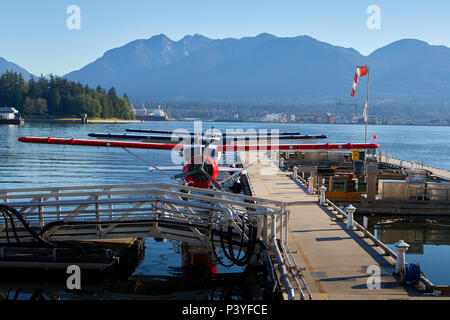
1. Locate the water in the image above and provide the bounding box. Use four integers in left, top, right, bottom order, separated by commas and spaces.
371, 219, 450, 285
0, 121, 449, 293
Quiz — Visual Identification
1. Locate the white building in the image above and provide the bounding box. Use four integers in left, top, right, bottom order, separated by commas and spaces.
0, 107, 19, 120
260, 113, 287, 122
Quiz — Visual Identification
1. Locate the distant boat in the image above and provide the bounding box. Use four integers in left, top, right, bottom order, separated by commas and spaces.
134, 105, 168, 121
0, 107, 24, 125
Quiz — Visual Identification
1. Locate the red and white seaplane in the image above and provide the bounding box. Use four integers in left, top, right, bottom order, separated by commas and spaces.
18, 130, 379, 191
17, 130, 379, 275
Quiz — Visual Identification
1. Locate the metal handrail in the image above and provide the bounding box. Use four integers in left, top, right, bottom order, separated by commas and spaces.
0, 183, 288, 246
325, 199, 438, 292
381, 154, 450, 180
326, 199, 397, 259
272, 236, 295, 300
415, 186, 450, 201
287, 245, 312, 299
0, 182, 285, 207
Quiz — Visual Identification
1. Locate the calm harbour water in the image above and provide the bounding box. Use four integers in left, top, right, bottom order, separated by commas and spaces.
0, 121, 449, 293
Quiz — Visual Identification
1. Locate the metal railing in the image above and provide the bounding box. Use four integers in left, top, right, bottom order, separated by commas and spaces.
381, 153, 450, 180
295, 174, 317, 194
0, 183, 288, 249
325, 199, 435, 291
264, 163, 313, 300
326, 200, 397, 258
0, 181, 303, 299
415, 186, 450, 201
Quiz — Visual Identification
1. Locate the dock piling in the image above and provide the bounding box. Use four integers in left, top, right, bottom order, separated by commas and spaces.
395, 240, 410, 276
319, 185, 327, 205
363, 216, 368, 237
346, 204, 356, 230
307, 176, 314, 195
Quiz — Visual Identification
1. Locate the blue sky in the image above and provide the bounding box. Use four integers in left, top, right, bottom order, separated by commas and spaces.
0, 0, 449, 76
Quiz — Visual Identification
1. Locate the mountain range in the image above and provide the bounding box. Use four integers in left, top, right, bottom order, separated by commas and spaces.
2, 34, 450, 103
0, 56, 31, 80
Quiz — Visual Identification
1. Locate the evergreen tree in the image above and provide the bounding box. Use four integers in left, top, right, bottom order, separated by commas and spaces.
0, 71, 134, 119
27, 76, 42, 99
96, 85, 106, 94
107, 87, 117, 97
100, 95, 113, 118
0, 71, 27, 110
48, 87, 61, 115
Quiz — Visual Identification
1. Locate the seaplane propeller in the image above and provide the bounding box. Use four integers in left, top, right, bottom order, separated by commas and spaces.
173, 139, 225, 191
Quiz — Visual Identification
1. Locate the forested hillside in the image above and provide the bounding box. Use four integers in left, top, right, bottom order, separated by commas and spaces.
0, 71, 134, 119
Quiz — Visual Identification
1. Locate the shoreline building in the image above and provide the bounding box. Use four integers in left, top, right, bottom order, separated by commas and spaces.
0, 107, 24, 125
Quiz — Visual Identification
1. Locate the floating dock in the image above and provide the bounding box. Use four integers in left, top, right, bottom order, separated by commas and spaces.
0, 182, 290, 300
278, 148, 450, 216
1, 150, 449, 299
243, 153, 443, 300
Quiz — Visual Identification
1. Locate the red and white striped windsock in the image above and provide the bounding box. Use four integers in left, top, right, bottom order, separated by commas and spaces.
350, 65, 368, 97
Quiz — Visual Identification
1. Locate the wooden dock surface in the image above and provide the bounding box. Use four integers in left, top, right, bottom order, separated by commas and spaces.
245, 158, 440, 300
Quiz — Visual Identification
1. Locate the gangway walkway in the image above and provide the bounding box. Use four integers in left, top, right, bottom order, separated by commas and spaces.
244, 155, 439, 300
0, 183, 287, 248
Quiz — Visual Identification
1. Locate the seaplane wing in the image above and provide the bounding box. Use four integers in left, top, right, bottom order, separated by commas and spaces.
18, 136, 377, 190
18, 137, 182, 150
18, 137, 379, 151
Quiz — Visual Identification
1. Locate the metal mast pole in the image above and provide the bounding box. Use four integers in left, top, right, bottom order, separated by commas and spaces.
365, 67, 370, 143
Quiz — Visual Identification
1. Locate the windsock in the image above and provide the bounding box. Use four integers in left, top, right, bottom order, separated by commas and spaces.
350, 65, 368, 97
